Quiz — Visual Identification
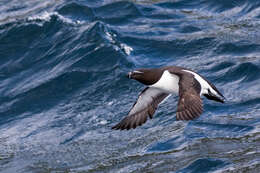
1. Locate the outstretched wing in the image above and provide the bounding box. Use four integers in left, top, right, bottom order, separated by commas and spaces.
112, 87, 169, 130
176, 73, 203, 120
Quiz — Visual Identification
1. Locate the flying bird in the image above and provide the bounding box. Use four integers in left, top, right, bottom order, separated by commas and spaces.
112, 66, 225, 130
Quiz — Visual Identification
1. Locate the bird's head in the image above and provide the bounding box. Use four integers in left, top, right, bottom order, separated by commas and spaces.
127, 68, 163, 85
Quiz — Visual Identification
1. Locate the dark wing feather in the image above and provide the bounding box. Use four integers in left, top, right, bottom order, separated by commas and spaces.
112, 87, 169, 130
176, 73, 203, 121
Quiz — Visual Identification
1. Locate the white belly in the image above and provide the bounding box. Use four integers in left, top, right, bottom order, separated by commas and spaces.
150, 70, 179, 94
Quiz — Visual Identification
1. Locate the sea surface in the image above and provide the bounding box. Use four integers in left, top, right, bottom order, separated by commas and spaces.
0, 0, 260, 172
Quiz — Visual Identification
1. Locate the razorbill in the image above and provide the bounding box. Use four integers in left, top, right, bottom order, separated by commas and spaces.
112, 66, 225, 130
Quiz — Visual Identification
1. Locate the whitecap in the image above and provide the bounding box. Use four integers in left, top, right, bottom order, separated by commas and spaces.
27, 11, 53, 22
107, 101, 114, 106
99, 120, 108, 125
105, 31, 116, 44
120, 43, 133, 55
105, 31, 133, 55
27, 11, 84, 25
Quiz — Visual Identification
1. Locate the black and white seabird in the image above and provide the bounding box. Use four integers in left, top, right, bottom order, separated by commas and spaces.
112, 66, 225, 130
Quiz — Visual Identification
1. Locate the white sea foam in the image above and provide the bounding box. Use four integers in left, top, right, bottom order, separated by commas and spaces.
120, 43, 133, 55
107, 101, 113, 106
105, 31, 133, 55
27, 11, 53, 21
27, 11, 84, 25
99, 120, 108, 125
105, 31, 115, 44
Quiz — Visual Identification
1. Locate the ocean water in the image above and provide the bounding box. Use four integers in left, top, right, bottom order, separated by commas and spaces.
0, 0, 260, 172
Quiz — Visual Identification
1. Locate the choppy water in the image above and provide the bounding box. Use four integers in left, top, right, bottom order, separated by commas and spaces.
0, 0, 260, 172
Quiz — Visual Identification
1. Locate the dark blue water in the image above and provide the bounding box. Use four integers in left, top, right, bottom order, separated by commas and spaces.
0, 0, 260, 172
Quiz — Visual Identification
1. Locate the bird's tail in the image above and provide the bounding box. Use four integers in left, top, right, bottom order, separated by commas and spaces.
204, 89, 225, 103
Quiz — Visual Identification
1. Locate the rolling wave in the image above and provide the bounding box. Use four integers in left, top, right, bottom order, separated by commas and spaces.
0, 0, 259, 172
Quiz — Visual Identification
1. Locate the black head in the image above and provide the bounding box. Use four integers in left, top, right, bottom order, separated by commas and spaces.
127, 68, 164, 85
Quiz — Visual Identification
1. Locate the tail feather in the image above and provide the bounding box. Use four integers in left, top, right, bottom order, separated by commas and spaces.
204, 93, 225, 103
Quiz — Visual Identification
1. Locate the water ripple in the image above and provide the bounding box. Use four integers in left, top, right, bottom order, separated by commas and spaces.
0, 0, 259, 172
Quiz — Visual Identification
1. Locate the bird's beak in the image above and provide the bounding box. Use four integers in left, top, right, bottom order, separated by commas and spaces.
127, 72, 133, 79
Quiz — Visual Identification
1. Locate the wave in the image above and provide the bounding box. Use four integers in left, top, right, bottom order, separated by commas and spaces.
0, 0, 259, 172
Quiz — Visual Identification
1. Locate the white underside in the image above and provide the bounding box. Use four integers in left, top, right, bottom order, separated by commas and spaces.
149, 70, 179, 94
182, 69, 217, 96
129, 87, 163, 115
